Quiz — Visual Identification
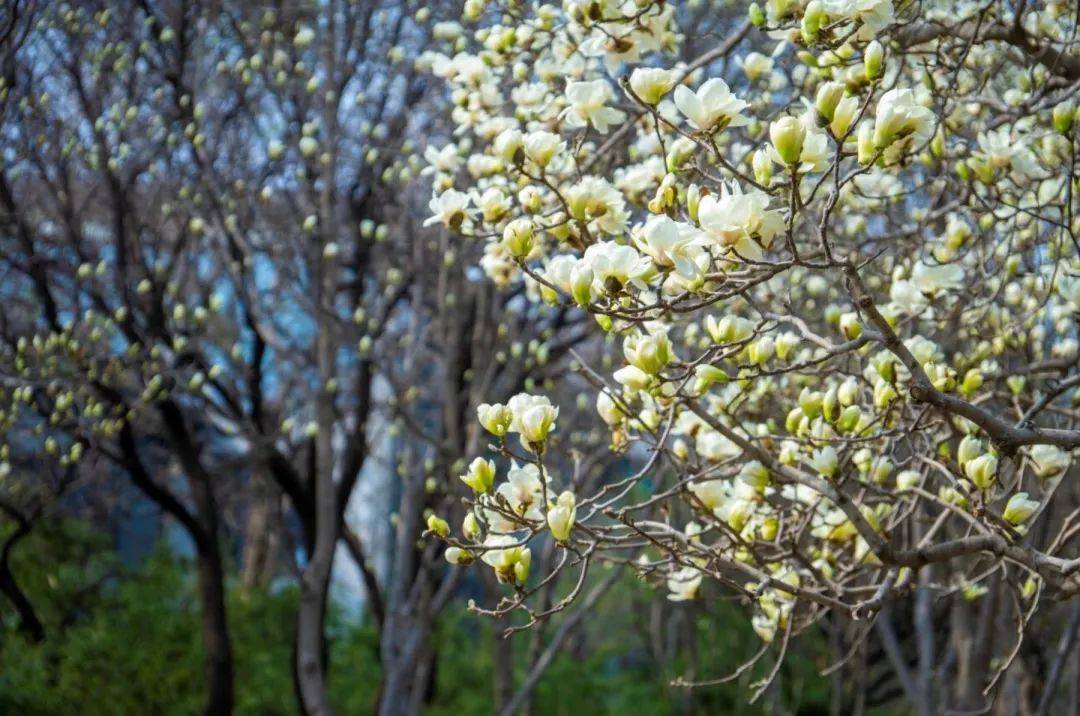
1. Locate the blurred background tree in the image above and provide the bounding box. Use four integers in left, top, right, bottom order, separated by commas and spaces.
1, 1, 1077, 715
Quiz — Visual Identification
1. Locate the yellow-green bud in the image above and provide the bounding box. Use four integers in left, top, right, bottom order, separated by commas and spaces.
864, 40, 884, 80
1053, 100, 1075, 135
748, 3, 766, 27
815, 81, 845, 122
770, 116, 805, 166
426, 514, 450, 538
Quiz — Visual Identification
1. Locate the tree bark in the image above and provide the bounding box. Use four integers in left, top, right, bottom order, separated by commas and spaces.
240, 471, 279, 590
194, 532, 235, 716
0, 513, 44, 643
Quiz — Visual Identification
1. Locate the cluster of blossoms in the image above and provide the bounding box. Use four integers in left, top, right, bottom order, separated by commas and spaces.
426, 393, 574, 587
418, 0, 1080, 689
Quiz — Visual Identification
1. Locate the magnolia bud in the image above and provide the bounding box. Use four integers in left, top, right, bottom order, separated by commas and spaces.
426, 514, 450, 538
964, 453, 998, 490
895, 470, 920, 491
830, 96, 858, 137
837, 405, 861, 432
857, 121, 875, 164
957, 434, 982, 467
770, 116, 805, 166
752, 149, 773, 185
799, 388, 823, 419
686, 183, 702, 222
444, 547, 474, 565
463, 512, 482, 540
822, 386, 839, 423
1053, 100, 1075, 135
1003, 492, 1038, 525
748, 336, 775, 366
873, 379, 897, 408
815, 82, 845, 122
864, 40, 884, 80
801, 1, 825, 42
629, 67, 675, 105
733, 462, 767, 495
872, 459, 893, 485
477, 402, 512, 436
461, 457, 496, 493
547, 491, 576, 542
501, 218, 535, 259
960, 369, 983, 396
570, 264, 593, 306
775, 331, 799, 361
839, 312, 862, 339
837, 377, 859, 405
811, 446, 838, 477
748, 3, 766, 27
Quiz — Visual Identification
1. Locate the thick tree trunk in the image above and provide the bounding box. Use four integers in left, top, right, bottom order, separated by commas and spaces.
296, 552, 334, 716
378, 616, 437, 716
294, 316, 339, 716
157, 400, 236, 716
240, 472, 279, 589
195, 538, 235, 716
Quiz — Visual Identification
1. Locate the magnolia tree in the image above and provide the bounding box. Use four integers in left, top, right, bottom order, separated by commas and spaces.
421, 0, 1080, 710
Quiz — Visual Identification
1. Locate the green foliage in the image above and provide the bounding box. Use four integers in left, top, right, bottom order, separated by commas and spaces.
1, 522, 835, 714
0, 524, 373, 715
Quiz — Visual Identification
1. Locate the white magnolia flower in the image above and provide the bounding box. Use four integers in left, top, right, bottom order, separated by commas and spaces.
476, 187, 512, 223
809, 446, 839, 477
797, 117, 830, 173
673, 78, 750, 132
613, 364, 651, 391
423, 189, 471, 228
561, 79, 626, 134
1057, 274, 1080, 311
889, 279, 930, 316
582, 240, 651, 293
910, 261, 965, 295
540, 254, 579, 297
492, 127, 524, 162
976, 128, 1039, 177
614, 156, 666, 197
496, 462, 547, 520
696, 429, 740, 463
1030, 444, 1068, 478
823, 0, 896, 39
667, 566, 703, 601
628, 67, 676, 105
480, 534, 532, 584
578, 5, 675, 73
632, 215, 705, 280
523, 130, 565, 168
697, 183, 784, 261
422, 144, 462, 176
477, 402, 513, 436
447, 52, 490, 86
738, 52, 774, 81
564, 177, 630, 235
480, 242, 516, 287
623, 331, 676, 376
507, 393, 559, 444
874, 88, 934, 153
